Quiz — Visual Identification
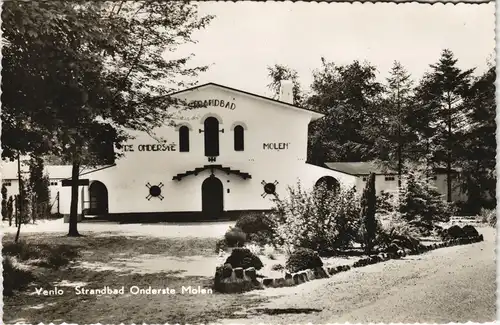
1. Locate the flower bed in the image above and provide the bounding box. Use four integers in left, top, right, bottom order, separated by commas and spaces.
213, 234, 484, 293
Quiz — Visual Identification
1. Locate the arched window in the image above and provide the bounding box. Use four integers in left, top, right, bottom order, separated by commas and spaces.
179, 126, 190, 152
234, 125, 244, 151
204, 117, 219, 156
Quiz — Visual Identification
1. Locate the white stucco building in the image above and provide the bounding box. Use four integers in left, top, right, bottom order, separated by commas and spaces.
0, 82, 466, 221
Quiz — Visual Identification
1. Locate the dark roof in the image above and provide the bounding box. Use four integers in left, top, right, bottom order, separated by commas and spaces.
324, 162, 396, 176
168, 82, 324, 117
324, 161, 460, 176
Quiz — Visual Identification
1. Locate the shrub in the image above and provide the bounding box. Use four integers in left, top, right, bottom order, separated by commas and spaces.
399, 167, 455, 224
442, 225, 466, 239
285, 247, 323, 273
235, 213, 274, 244
224, 226, 247, 247
225, 247, 264, 270
480, 208, 496, 227
461, 225, 479, 238
3, 241, 79, 269
376, 214, 421, 253
215, 238, 229, 253
243, 243, 262, 256
271, 263, 284, 271
262, 244, 277, 260
271, 181, 360, 254
3, 256, 35, 296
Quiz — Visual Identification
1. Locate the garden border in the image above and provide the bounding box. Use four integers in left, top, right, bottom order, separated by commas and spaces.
213, 234, 484, 293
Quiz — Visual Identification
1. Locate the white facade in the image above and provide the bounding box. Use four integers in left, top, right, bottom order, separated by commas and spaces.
0, 83, 356, 219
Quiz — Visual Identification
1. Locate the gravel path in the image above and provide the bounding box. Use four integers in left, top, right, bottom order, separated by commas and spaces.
220, 227, 496, 324
2, 219, 233, 238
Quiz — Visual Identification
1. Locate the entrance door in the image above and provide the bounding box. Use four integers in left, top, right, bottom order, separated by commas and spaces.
201, 176, 224, 219
89, 181, 109, 215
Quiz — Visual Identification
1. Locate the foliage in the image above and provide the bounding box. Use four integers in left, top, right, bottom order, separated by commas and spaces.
442, 225, 466, 239
28, 155, 51, 220
376, 214, 421, 252
224, 226, 247, 247
3, 256, 35, 296
215, 238, 229, 253
224, 248, 264, 270
2, 1, 214, 236
479, 208, 496, 227
376, 190, 397, 216
458, 66, 496, 212
267, 64, 304, 105
270, 181, 360, 255
461, 225, 479, 238
399, 166, 455, 224
235, 213, 274, 245
412, 50, 474, 202
359, 173, 379, 254
369, 62, 416, 186
285, 247, 323, 273
271, 263, 285, 271
306, 59, 384, 164
2, 184, 7, 221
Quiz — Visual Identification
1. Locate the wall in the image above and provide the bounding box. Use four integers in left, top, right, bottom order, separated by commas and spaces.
55, 84, 330, 215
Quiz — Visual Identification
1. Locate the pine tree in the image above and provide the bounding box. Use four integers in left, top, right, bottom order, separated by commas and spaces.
399, 167, 452, 223
371, 62, 415, 191
415, 50, 474, 202
359, 173, 378, 254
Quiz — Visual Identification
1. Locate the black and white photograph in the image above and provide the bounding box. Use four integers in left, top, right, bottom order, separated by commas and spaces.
1, 1, 496, 323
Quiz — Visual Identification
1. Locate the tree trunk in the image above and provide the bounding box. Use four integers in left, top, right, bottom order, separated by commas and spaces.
446, 97, 453, 202
15, 153, 23, 243
68, 159, 81, 237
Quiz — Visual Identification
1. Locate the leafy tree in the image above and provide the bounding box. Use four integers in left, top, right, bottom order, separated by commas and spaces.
359, 173, 378, 254
2, 2, 214, 236
306, 59, 384, 164
267, 64, 304, 105
414, 50, 474, 201
271, 181, 360, 255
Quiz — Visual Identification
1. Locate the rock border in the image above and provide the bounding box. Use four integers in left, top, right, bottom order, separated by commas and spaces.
213, 235, 483, 293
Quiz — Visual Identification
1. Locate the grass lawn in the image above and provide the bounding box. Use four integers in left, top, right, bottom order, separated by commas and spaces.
3, 233, 267, 324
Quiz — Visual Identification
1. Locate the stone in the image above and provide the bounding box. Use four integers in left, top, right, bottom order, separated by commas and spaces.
275, 278, 286, 287
285, 272, 293, 279
262, 278, 274, 287
293, 274, 301, 284
222, 264, 233, 278
234, 267, 244, 279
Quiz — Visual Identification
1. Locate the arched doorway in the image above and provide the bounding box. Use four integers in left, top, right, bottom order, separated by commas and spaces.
204, 117, 220, 156
314, 176, 340, 194
89, 181, 109, 215
201, 176, 224, 219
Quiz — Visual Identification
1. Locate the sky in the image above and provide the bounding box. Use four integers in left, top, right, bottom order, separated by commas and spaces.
173, 2, 495, 98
